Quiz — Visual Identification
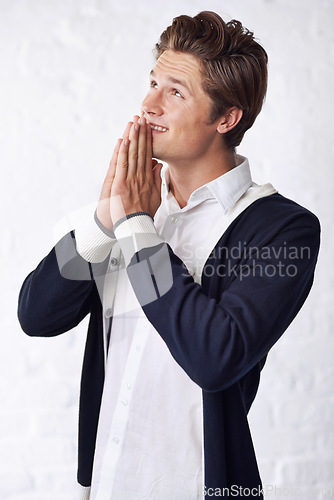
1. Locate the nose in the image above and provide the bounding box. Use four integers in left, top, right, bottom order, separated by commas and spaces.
142, 90, 163, 118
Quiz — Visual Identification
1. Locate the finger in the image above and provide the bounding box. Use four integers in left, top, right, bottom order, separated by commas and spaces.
152, 161, 163, 210
137, 116, 147, 177
145, 121, 153, 176
100, 138, 122, 199
113, 120, 132, 182
115, 119, 132, 169
152, 161, 163, 190
127, 118, 140, 178
102, 119, 131, 193
108, 138, 122, 180
122, 121, 132, 140
114, 138, 130, 182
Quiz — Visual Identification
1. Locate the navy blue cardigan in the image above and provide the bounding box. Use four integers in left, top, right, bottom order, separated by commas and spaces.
18, 193, 320, 497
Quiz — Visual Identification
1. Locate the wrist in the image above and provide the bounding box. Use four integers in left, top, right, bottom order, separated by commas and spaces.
94, 210, 115, 238
96, 198, 114, 233
113, 212, 154, 232
113, 213, 162, 266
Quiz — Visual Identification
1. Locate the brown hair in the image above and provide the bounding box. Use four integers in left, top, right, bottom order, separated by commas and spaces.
155, 11, 268, 150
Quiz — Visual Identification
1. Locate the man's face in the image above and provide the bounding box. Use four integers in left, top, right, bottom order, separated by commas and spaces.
142, 50, 222, 164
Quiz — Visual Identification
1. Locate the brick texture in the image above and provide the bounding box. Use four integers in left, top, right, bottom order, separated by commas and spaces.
1, 0, 333, 497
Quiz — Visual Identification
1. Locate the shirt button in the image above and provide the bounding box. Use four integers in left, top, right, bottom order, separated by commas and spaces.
126, 383, 132, 390
121, 399, 128, 406
110, 257, 118, 267
105, 308, 113, 318
170, 216, 178, 223
113, 437, 120, 445
135, 345, 141, 351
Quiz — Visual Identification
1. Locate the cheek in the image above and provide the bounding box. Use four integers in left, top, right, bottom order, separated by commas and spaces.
167, 130, 210, 159
168, 105, 213, 145
170, 114, 199, 137
176, 122, 209, 143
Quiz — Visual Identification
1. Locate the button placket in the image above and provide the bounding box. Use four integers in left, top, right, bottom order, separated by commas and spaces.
98, 322, 149, 490
105, 308, 113, 318
101, 245, 122, 362
109, 257, 118, 268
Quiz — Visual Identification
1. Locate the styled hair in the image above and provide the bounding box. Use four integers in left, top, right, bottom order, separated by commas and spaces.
155, 11, 268, 150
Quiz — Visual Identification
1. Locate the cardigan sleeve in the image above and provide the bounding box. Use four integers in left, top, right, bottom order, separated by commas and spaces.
124, 198, 320, 392
74, 210, 116, 263
17, 231, 105, 337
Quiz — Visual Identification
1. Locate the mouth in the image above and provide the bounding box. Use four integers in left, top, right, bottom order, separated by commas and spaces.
149, 122, 168, 133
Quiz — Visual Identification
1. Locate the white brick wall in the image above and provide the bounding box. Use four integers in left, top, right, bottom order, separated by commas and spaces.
1, 0, 333, 498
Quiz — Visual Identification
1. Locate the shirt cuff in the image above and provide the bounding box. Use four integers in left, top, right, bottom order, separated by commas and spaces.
74, 210, 116, 263
114, 213, 164, 266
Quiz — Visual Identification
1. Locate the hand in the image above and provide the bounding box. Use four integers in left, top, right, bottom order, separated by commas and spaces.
109, 115, 163, 226
96, 121, 132, 233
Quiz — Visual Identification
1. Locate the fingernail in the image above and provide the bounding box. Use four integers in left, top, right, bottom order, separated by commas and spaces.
124, 139, 129, 146
135, 124, 139, 131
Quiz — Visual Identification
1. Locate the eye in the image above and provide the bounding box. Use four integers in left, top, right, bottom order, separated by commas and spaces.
172, 89, 183, 98
150, 80, 158, 89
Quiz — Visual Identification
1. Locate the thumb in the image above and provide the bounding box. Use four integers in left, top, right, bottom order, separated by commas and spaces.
152, 161, 163, 191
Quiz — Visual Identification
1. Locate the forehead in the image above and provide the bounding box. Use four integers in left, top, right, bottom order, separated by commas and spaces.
152, 50, 204, 90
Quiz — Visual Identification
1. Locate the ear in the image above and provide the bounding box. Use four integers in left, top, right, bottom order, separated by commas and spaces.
216, 107, 243, 134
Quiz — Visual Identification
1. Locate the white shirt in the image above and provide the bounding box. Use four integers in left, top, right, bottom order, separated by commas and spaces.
75, 156, 276, 500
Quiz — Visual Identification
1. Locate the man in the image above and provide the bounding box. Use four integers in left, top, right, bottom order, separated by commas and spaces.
18, 11, 320, 500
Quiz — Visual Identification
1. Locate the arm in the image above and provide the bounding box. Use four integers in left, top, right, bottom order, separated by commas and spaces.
18, 119, 144, 335
74, 209, 116, 263
95, 114, 320, 392
18, 231, 97, 337
73, 135, 125, 264
115, 202, 320, 392
74, 118, 162, 264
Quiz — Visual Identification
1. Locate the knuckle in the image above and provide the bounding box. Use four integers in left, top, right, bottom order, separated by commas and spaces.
129, 152, 138, 160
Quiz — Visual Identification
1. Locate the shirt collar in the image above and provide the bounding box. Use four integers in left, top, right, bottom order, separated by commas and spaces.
161, 155, 252, 215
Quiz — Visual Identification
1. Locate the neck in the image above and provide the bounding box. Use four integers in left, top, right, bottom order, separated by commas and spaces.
167, 149, 237, 209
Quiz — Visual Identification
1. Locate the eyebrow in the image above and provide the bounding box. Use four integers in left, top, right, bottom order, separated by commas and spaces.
150, 69, 193, 95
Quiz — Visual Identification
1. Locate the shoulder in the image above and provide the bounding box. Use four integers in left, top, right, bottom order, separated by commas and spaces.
230, 192, 320, 237
213, 193, 321, 259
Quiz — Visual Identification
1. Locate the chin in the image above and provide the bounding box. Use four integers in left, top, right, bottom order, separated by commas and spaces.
152, 147, 164, 161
